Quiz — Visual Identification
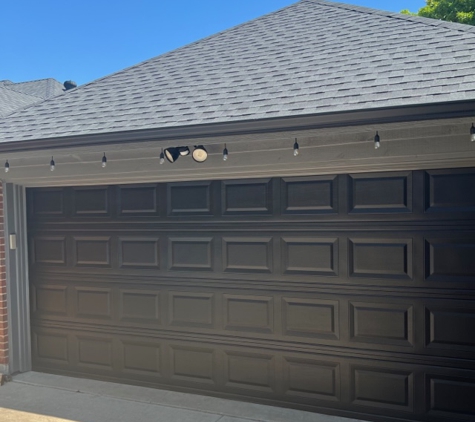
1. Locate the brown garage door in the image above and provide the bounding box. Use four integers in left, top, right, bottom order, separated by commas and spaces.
28, 169, 475, 422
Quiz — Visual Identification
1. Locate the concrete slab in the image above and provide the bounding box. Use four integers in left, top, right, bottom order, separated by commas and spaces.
0, 372, 364, 422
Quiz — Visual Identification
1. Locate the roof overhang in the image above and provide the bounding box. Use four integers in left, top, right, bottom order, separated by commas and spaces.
1, 101, 475, 187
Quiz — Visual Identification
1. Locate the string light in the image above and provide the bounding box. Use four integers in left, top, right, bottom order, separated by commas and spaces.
374, 132, 381, 149
293, 138, 299, 156
4, 160, 9, 173
223, 144, 228, 161
101, 153, 107, 168
50, 156, 55, 171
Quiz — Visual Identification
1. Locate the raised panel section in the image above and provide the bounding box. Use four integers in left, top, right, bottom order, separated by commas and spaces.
282, 237, 338, 276
78, 337, 113, 368
224, 351, 275, 392
425, 239, 475, 282
32, 236, 66, 265
222, 179, 272, 215
283, 357, 339, 401
351, 366, 413, 411
34, 285, 67, 316
349, 172, 412, 213
73, 187, 109, 215
349, 238, 413, 279
283, 298, 339, 340
169, 292, 214, 328
224, 295, 273, 333
167, 182, 212, 216
76, 288, 111, 319
350, 302, 413, 347
121, 341, 161, 376
168, 237, 213, 271
427, 376, 475, 418
281, 176, 337, 214
119, 290, 160, 323
170, 346, 215, 384
119, 237, 159, 269
223, 237, 272, 273
30, 188, 64, 217
425, 168, 475, 213
34, 332, 68, 362
118, 184, 158, 215
74, 236, 111, 267
425, 305, 475, 350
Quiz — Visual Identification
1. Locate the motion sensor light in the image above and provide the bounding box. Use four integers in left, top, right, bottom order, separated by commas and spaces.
192, 146, 208, 163
165, 147, 181, 163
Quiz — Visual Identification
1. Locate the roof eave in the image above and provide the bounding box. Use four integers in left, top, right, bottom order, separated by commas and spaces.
1, 99, 474, 153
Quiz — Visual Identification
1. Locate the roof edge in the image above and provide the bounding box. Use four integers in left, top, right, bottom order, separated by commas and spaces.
1, 100, 474, 153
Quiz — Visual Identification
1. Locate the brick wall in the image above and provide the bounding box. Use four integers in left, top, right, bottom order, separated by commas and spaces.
0, 185, 8, 370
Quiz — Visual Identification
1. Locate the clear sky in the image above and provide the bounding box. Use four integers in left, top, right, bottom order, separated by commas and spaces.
1, 1, 426, 86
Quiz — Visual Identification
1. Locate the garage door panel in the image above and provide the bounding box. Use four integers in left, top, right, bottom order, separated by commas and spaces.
281, 175, 338, 215
424, 237, 475, 283
348, 171, 413, 214
72, 186, 110, 217
117, 184, 160, 216
424, 302, 475, 354
425, 168, 475, 215
28, 170, 475, 421
118, 237, 160, 269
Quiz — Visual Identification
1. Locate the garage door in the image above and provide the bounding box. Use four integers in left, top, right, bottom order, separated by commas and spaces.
28, 169, 475, 422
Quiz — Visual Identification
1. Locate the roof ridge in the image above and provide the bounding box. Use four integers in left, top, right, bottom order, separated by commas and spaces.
303, 0, 475, 34
12, 77, 60, 86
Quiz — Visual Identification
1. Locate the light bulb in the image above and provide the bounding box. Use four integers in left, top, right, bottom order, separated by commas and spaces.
293, 139, 299, 156
159, 149, 165, 164
4, 160, 9, 173
471, 124, 475, 142
50, 157, 55, 171
374, 132, 381, 149
223, 145, 228, 161
102, 153, 107, 168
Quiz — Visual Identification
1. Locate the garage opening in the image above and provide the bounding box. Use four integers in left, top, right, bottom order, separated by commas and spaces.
27, 169, 475, 421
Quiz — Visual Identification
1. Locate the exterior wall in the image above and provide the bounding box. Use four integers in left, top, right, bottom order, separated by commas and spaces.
0, 185, 8, 373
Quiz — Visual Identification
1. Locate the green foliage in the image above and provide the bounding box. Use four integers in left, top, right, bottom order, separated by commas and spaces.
401, 0, 475, 25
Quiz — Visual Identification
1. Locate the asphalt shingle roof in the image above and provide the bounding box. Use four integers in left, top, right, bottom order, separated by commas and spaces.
0, 79, 64, 118
1, 0, 475, 143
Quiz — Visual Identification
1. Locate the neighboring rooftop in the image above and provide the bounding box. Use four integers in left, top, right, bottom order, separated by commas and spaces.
0, 78, 64, 117
1, 0, 475, 143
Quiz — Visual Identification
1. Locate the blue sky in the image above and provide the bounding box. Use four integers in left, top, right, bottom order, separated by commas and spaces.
1, 1, 426, 86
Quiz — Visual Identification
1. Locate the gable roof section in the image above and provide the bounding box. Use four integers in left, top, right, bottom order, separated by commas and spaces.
0, 78, 64, 118
1, 0, 475, 144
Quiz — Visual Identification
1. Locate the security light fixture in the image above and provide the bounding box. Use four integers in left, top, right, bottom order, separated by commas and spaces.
165, 147, 180, 163
471, 123, 475, 142
4, 160, 9, 173
223, 144, 228, 161
192, 146, 208, 163
50, 156, 56, 171
293, 138, 299, 156
374, 132, 381, 149
101, 153, 107, 168
159, 148, 165, 164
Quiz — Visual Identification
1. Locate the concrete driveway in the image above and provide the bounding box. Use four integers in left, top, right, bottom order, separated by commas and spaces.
0, 372, 363, 422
